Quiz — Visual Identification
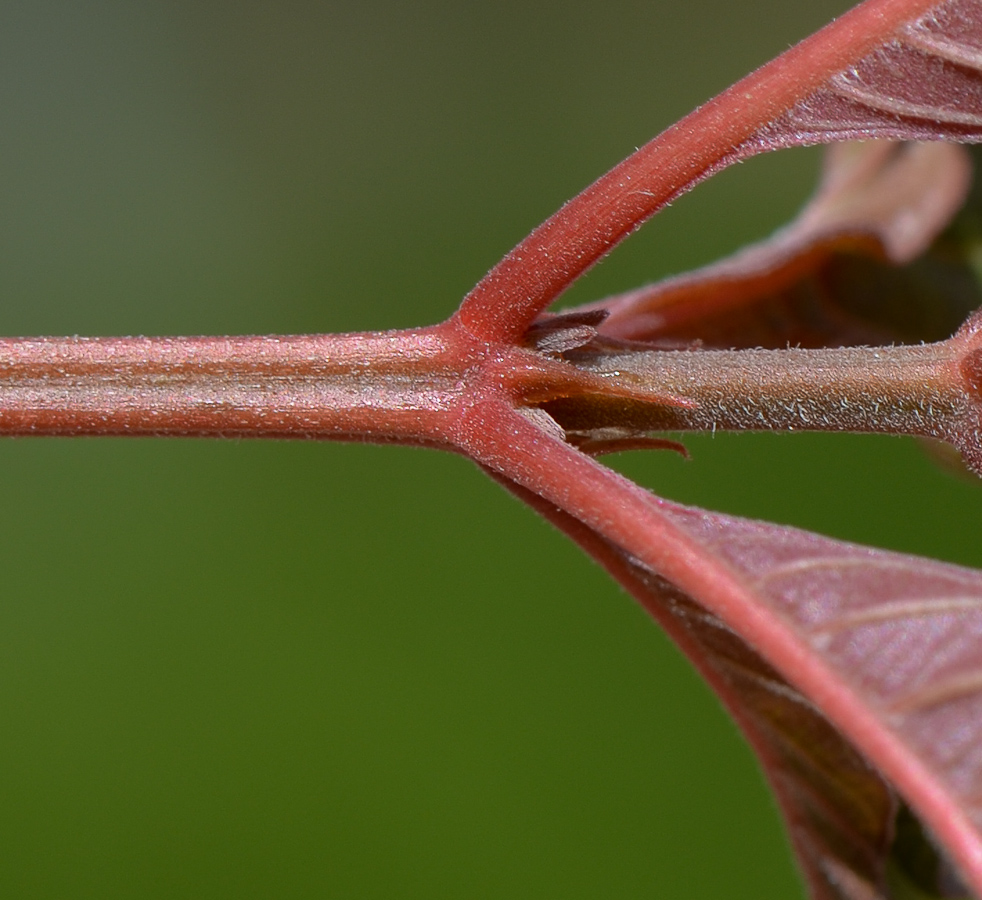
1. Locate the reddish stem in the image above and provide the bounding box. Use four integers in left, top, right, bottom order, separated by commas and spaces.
0, 319, 977, 474
454, 0, 941, 344
0, 326, 472, 445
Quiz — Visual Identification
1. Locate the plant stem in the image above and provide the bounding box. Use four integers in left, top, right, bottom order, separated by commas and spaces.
559, 340, 968, 441
453, 0, 945, 344
0, 326, 470, 445
0, 321, 977, 466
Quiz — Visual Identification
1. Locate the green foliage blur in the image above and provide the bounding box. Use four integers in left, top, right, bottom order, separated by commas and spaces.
0, 1, 977, 897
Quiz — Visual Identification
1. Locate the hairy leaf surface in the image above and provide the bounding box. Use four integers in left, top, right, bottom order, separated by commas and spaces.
577, 142, 980, 349
497, 466, 982, 899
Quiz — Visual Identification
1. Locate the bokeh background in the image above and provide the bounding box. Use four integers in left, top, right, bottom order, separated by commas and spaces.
0, 1, 977, 897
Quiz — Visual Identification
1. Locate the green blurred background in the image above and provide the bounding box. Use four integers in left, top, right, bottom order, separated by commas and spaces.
0, 1, 977, 897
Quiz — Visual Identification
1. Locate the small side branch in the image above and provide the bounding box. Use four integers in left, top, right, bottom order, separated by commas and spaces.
541, 326, 982, 474
564, 342, 962, 439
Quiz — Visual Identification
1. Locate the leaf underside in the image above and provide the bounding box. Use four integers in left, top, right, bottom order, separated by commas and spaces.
577, 142, 982, 351
748, 0, 982, 151
500, 473, 981, 900
650, 501, 982, 900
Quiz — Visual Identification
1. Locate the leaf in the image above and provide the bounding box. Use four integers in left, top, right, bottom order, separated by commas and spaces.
755, 0, 982, 149
493, 473, 899, 900
643, 499, 982, 898
573, 141, 981, 350
460, 402, 982, 899
481, 446, 982, 898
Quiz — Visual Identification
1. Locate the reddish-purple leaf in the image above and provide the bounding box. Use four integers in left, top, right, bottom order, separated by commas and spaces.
493, 473, 899, 900
457, 392, 982, 897
647, 500, 982, 895
753, 0, 982, 149
572, 141, 977, 350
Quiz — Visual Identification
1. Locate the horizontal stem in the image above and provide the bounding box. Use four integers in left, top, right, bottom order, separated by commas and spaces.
0, 322, 976, 464
563, 342, 966, 439
0, 326, 470, 444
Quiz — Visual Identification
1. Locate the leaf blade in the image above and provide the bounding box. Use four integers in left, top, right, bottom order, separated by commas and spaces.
488, 470, 897, 900
572, 141, 976, 349
462, 404, 982, 898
